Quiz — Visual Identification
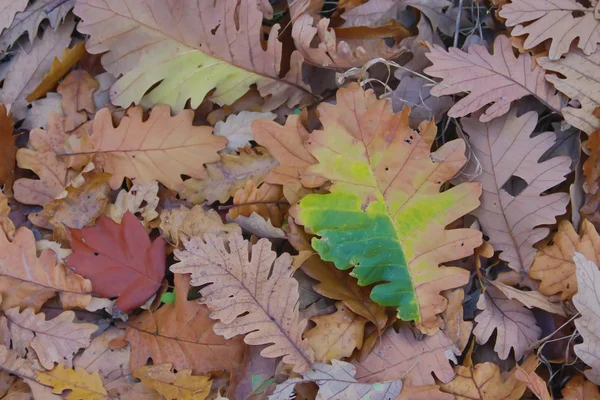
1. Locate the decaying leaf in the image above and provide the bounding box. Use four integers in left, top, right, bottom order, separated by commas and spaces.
3, 308, 97, 370
573, 253, 600, 385
133, 364, 211, 400
462, 108, 570, 274
270, 360, 403, 400
473, 286, 541, 361
67, 212, 165, 313
305, 302, 367, 363
424, 35, 562, 122
57, 69, 98, 132
296, 83, 482, 329
171, 233, 314, 372
353, 327, 456, 386
35, 364, 107, 400
64, 105, 226, 191
75, 0, 311, 111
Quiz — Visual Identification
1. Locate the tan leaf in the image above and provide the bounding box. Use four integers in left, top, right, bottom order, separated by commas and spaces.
105, 181, 160, 227
228, 180, 288, 227
0, 227, 91, 311
305, 302, 367, 363
463, 108, 570, 274
124, 274, 246, 376
488, 279, 567, 317
0, 104, 15, 189
0, 346, 61, 399
74, 0, 311, 112
562, 375, 600, 399
0, 16, 75, 121
440, 355, 538, 399
65, 105, 225, 190
3, 308, 97, 370
181, 146, 277, 204
26, 41, 87, 103
229, 212, 286, 238
159, 205, 241, 247
515, 368, 552, 400
133, 364, 211, 400
530, 220, 600, 300
0, 0, 28, 32
35, 364, 107, 400
424, 35, 562, 122
442, 289, 473, 353
573, 253, 600, 385
73, 328, 130, 385
539, 49, 600, 134
171, 233, 314, 373
352, 327, 456, 386
214, 111, 276, 153
57, 70, 98, 132
473, 285, 541, 361
499, 0, 600, 60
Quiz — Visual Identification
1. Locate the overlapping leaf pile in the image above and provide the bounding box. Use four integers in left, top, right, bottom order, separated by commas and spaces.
0, 0, 599, 398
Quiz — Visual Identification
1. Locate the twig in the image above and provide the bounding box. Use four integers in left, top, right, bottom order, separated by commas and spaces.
453, 0, 464, 48
44, 0, 70, 14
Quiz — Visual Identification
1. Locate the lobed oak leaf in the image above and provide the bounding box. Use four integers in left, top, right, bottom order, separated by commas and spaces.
0, 345, 61, 399
562, 375, 600, 399
228, 180, 288, 228
64, 105, 226, 191
572, 253, 600, 385
462, 108, 570, 274
305, 302, 367, 363
0, 226, 91, 311
26, 41, 87, 103
124, 274, 246, 376
499, 0, 600, 60
133, 363, 211, 400
296, 83, 482, 329
66, 211, 166, 313
105, 181, 160, 227
352, 327, 456, 386
439, 355, 538, 399
171, 233, 314, 373
214, 111, 276, 153
181, 146, 278, 204
530, 220, 600, 300
73, 328, 130, 385
0, 15, 75, 121
57, 70, 98, 132
538, 50, 600, 134
270, 360, 403, 400
473, 285, 541, 361
2, 308, 97, 370
0, 0, 73, 52
74, 0, 312, 112
424, 35, 563, 122
0, 104, 15, 189
35, 364, 107, 400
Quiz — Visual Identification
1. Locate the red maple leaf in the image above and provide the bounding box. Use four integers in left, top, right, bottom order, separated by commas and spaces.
67, 211, 165, 313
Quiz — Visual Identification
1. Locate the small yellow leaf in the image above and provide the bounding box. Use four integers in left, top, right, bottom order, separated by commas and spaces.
35, 364, 107, 400
133, 363, 211, 400
26, 41, 87, 102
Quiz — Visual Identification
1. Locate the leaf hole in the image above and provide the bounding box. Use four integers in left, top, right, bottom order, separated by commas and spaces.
572, 10, 585, 17
501, 175, 527, 197
94, 252, 99, 256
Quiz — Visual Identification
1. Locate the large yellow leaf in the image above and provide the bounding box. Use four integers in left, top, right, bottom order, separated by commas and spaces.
133, 364, 211, 400
64, 105, 226, 191
74, 0, 312, 112
35, 364, 107, 400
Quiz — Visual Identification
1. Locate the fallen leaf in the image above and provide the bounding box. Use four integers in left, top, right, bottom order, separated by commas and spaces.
228, 181, 288, 227
397, 385, 454, 400
572, 253, 600, 385
133, 363, 211, 400
305, 302, 367, 363
442, 289, 473, 353
0, 16, 75, 121
124, 274, 246, 376
515, 367, 552, 400
0, 346, 61, 399
488, 279, 567, 317
64, 105, 226, 191
0, 104, 15, 188
296, 83, 481, 329
462, 108, 570, 274
75, 0, 311, 112
473, 285, 541, 361
530, 220, 600, 300
0, 226, 91, 311
104, 181, 159, 227
67, 211, 165, 313
424, 35, 563, 122
353, 327, 456, 385
270, 360, 403, 400
57, 69, 98, 132
35, 364, 107, 400
228, 212, 287, 239
181, 146, 277, 204
3, 308, 96, 370
0, 0, 28, 33
21, 92, 63, 131
73, 328, 130, 385
26, 41, 87, 103
171, 233, 314, 372
562, 375, 600, 399
440, 355, 538, 399
391, 76, 453, 129
214, 111, 276, 152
